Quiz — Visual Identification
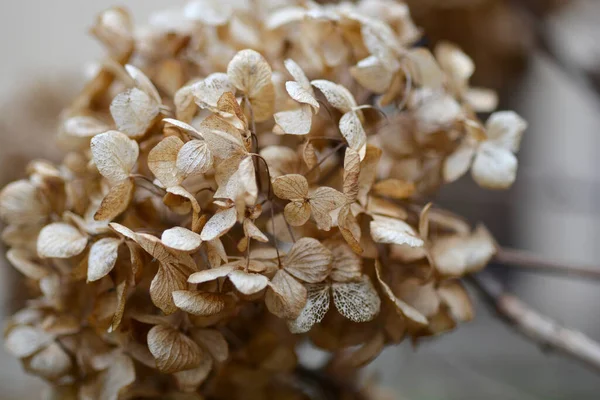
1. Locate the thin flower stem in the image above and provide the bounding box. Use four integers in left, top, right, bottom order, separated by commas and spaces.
397, 63, 412, 112
468, 271, 600, 374
245, 237, 252, 272
305, 142, 346, 176
130, 174, 166, 197
307, 136, 345, 143
494, 247, 600, 281
269, 200, 282, 267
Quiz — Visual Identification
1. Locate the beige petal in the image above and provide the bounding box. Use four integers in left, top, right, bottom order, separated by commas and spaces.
109, 278, 129, 332
238, 155, 258, 202
272, 174, 309, 200
148, 136, 185, 188
325, 239, 362, 283
309, 187, 346, 231
438, 281, 474, 322
37, 223, 88, 258
465, 87, 498, 113
6, 248, 49, 280
434, 42, 474, 84
80, 353, 135, 400
227, 49, 274, 121
173, 358, 213, 393
5, 325, 54, 357
398, 279, 440, 318
265, 270, 307, 319
350, 56, 394, 94
374, 260, 427, 326
472, 142, 518, 190
343, 148, 360, 201
94, 178, 135, 221
193, 72, 234, 111
443, 140, 476, 183
407, 48, 444, 88
191, 328, 229, 363
228, 270, 269, 295
147, 324, 204, 373
338, 205, 362, 254
27, 342, 72, 380
284, 200, 311, 227
173, 290, 232, 316
339, 111, 367, 160
285, 81, 319, 111
370, 215, 423, 247
110, 223, 175, 264
357, 145, 382, 205
243, 219, 268, 242
485, 111, 527, 152
287, 283, 330, 334
90, 131, 139, 184
284, 59, 312, 93
150, 263, 192, 314
177, 140, 212, 178
163, 118, 203, 139
200, 115, 246, 160
372, 179, 415, 199
0, 179, 49, 226
200, 206, 237, 241
87, 237, 121, 282
311, 79, 356, 113
360, 17, 402, 71
188, 265, 236, 284
206, 238, 228, 268
331, 275, 380, 323
283, 237, 332, 283
110, 88, 159, 138
125, 64, 161, 105
274, 105, 313, 135
162, 227, 202, 252
62, 116, 110, 138
174, 83, 197, 122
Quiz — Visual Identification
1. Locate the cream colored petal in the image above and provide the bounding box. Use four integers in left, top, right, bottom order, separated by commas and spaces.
91, 131, 139, 184
228, 270, 269, 295
339, 111, 367, 160
87, 237, 121, 282
37, 223, 88, 258
350, 56, 394, 94
148, 136, 185, 188
370, 215, 423, 247
161, 227, 202, 252
110, 88, 159, 138
472, 142, 518, 189
283, 237, 333, 283
485, 111, 527, 152
274, 105, 313, 135
443, 140, 476, 183
200, 206, 237, 241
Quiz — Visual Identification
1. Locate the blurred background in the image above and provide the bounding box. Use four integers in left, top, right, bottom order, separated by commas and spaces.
1, 0, 599, 398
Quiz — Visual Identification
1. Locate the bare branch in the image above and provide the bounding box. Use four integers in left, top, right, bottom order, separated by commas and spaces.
468, 272, 600, 374
495, 247, 600, 281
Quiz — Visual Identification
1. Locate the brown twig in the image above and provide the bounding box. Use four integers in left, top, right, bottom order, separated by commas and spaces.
468, 271, 600, 374
495, 247, 600, 281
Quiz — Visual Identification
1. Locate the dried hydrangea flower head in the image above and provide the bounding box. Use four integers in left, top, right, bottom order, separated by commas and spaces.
1, 1, 526, 398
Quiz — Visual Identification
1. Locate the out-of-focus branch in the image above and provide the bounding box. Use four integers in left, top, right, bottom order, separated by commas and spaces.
495, 247, 600, 281
468, 271, 600, 374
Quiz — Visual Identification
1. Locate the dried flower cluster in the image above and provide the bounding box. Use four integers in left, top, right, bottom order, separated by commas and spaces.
1, 1, 527, 399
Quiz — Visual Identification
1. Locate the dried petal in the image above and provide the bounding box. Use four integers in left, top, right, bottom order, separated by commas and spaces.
370, 216, 423, 247
331, 275, 380, 323
273, 174, 308, 200
284, 238, 333, 283
148, 136, 185, 188
228, 270, 269, 295
94, 178, 135, 221
200, 206, 237, 241
87, 237, 121, 282
91, 131, 139, 184
37, 223, 88, 258
266, 270, 307, 319
173, 290, 232, 316
110, 88, 159, 137
162, 227, 202, 252
287, 283, 330, 334
147, 324, 204, 373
